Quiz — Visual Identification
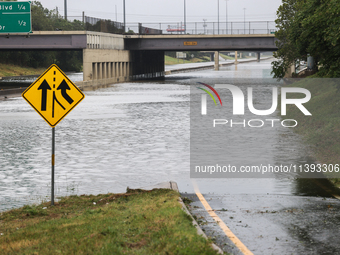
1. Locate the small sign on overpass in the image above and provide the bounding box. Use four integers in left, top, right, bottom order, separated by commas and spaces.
0, 1, 32, 33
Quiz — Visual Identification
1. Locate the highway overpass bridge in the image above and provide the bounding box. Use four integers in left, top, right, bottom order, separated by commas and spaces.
0, 31, 277, 87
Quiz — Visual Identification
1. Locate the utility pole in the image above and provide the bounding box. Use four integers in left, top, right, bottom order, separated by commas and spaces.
184, 0, 186, 34
64, 0, 67, 20
225, 0, 228, 34
203, 19, 207, 34
123, 0, 126, 33
217, 0, 219, 34
243, 8, 246, 34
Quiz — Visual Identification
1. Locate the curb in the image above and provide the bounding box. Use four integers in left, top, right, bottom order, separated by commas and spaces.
140, 181, 224, 254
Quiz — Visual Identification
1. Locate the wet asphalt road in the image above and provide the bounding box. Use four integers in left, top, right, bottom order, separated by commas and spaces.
183, 178, 340, 255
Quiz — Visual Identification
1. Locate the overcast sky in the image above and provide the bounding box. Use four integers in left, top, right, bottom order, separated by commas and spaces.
37, 0, 282, 24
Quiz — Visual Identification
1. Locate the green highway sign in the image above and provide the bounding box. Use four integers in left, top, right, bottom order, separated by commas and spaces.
0, 1, 32, 33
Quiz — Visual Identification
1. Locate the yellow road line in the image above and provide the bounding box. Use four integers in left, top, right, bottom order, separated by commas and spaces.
192, 181, 254, 255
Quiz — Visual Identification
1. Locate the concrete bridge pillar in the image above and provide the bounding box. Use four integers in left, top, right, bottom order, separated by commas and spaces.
82, 48, 165, 84
98, 63, 102, 79
214, 51, 219, 71
257, 52, 261, 62
90, 63, 96, 80
102, 63, 106, 79
83, 49, 132, 84
115, 62, 118, 79
235, 51, 238, 64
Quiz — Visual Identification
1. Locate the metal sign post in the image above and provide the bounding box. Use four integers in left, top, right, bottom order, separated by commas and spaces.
22, 64, 85, 206
51, 127, 55, 205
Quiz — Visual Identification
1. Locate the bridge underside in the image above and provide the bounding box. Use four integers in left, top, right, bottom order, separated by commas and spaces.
0, 32, 277, 88
124, 35, 277, 51
0, 31, 87, 50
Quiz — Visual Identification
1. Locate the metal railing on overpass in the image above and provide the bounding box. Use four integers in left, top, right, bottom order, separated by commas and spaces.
125, 21, 276, 35
55, 16, 276, 35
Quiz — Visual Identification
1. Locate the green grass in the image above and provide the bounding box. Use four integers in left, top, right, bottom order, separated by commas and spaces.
219, 53, 234, 60
165, 55, 191, 65
164, 55, 211, 65
282, 78, 340, 186
0, 189, 221, 255
0, 63, 46, 77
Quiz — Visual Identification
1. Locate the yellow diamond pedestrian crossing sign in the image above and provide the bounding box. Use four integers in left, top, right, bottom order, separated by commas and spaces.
22, 64, 85, 127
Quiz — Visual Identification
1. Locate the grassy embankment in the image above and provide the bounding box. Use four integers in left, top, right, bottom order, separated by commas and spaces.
165, 55, 213, 65
0, 188, 221, 255
165, 53, 239, 65
219, 53, 235, 60
0, 63, 46, 77
283, 78, 340, 187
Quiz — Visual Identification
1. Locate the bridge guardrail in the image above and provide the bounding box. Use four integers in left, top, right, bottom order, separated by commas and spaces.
58, 16, 276, 36
126, 21, 276, 35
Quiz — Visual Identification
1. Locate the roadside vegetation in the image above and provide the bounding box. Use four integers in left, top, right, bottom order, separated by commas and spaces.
165, 51, 212, 65
0, 188, 221, 255
282, 79, 340, 187
273, 0, 340, 187
272, 0, 340, 79
164, 51, 239, 65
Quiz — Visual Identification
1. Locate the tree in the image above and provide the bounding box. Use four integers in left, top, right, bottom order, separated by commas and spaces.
31, 1, 53, 31
272, 0, 340, 79
295, 0, 340, 77
271, 0, 304, 79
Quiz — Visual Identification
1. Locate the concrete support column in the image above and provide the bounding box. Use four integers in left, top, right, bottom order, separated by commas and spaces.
114, 62, 117, 78
214, 51, 219, 71
92, 62, 96, 80
83, 49, 93, 81
122, 62, 125, 77
257, 52, 261, 62
106, 62, 110, 78
82, 48, 131, 84
124, 62, 127, 78
235, 51, 238, 64
97, 63, 102, 79
126, 62, 129, 79
102, 63, 106, 79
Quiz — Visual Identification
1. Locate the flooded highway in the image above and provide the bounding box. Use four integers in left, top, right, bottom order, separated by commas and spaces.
1, 59, 340, 254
